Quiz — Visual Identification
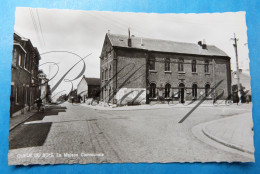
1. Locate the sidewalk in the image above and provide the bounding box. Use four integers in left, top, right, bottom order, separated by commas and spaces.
202, 112, 254, 154
81, 101, 249, 111
9, 110, 37, 131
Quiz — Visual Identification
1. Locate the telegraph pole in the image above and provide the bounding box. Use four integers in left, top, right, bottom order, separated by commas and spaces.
231, 33, 241, 103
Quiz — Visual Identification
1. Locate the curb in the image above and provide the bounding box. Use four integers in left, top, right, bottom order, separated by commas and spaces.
9, 112, 35, 131
202, 118, 254, 155
81, 103, 230, 111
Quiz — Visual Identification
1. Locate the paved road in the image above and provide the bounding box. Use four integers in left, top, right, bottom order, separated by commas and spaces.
8, 102, 253, 165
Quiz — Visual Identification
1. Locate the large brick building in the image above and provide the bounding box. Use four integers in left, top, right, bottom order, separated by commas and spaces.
10, 32, 42, 116
100, 32, 231, 105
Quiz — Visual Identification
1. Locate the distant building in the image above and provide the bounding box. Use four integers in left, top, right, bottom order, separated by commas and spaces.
99, 32, 232, 105
38, 70, 51, 105
77, 75, 100, 102
10, 32, 42, 117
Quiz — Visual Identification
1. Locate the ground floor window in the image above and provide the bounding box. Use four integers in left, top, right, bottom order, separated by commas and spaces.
150, 83, 156, 98
165, 84, 171, 98
205, 84, 210, 96
192, 84, 198, 99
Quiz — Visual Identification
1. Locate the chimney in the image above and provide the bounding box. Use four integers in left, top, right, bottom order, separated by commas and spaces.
141, 38, 144, 46
202, 39, 207, 49
128, 28, 132, 47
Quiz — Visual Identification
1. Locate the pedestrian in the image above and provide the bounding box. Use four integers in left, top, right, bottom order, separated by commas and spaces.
71, 97, 74, 104
35, 98, 43, 113
246, 95, 250, 104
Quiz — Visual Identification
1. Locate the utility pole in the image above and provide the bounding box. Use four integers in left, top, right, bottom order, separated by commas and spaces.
231, 33, 241, 103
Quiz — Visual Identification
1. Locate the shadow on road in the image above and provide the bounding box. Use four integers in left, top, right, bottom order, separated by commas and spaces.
9, 105, 67, 150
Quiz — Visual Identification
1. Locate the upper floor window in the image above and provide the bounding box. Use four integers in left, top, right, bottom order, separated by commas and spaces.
204, 60, 209, 73
165, 58, 170, 71
192, 60, 196, 72
18, 53, 22, 67
101, 70, 104, 80
105, 69, 107, 80
108, 52, 111, 59
149, 57, 155, 70
178, 58, 184, 72
109, 65, 112, 78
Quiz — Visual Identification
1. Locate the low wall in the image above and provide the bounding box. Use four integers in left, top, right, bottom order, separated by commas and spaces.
116, 88, 146, 106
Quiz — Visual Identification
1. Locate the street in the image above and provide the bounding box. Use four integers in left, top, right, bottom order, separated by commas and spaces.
8, 102, 253, 165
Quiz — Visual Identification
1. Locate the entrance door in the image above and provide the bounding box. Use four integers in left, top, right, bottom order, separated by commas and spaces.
179, 83, 185, 103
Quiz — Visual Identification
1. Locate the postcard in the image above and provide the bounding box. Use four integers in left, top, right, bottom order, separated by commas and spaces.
8, 8, 254, 165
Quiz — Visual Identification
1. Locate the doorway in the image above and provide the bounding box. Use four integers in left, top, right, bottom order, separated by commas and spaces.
179, 83, 185, 103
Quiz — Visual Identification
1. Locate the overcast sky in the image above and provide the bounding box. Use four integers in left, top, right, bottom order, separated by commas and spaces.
14, 8, 249, 99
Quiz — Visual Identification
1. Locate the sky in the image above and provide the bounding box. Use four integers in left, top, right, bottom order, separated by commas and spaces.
14, 8, 250, 100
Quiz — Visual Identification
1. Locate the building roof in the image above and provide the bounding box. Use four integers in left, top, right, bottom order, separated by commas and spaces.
84, 77, 100, 86
107, 33, 229, 57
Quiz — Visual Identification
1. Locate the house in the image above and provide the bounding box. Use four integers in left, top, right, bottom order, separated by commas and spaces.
77, 75, 100, 102
99, 31, 232, 106
10, 32, 42, 117
38, 70, 51, 105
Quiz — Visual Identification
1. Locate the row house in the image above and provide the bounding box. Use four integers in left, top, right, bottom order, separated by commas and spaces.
10, 32, 42, 117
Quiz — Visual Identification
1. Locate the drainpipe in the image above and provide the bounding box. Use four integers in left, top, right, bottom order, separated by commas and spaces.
115, 49, 118, 105
212, 58, 216, 103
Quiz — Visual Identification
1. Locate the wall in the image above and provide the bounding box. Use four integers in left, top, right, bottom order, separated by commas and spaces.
100, 34, 114, 103
114, 48, 147, 105
77, 77, 88, 100
148, 51, 231, 102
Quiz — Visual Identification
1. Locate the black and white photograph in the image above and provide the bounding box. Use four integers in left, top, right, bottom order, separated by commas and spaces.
8, 8, 254, 165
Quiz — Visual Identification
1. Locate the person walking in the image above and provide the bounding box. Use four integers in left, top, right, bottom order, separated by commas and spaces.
35, 98, 43, 113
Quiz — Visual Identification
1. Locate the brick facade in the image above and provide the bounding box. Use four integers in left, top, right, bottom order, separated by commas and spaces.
10, 32, 42, 117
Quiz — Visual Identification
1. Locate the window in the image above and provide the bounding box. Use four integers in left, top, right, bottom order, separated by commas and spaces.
165, 84, 171, 98
15, 87, 18, 104
150, 83, 156, 98
24, 54, 28, 69
204, 60, 209, 73
101, 70, 104, 80
178, 58, 184, 72
192, 84, 198, 99
205, 84, 210, 96
149, 57, 155, 70
109, 87, 111, 101
165, 58, 170, 71
18, 53, 22, 67
108, 52, 111, 59
105, 69, 107, 80
192, 60, 196, 72
109, 65, 111, 78
15, 87, 20, 104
